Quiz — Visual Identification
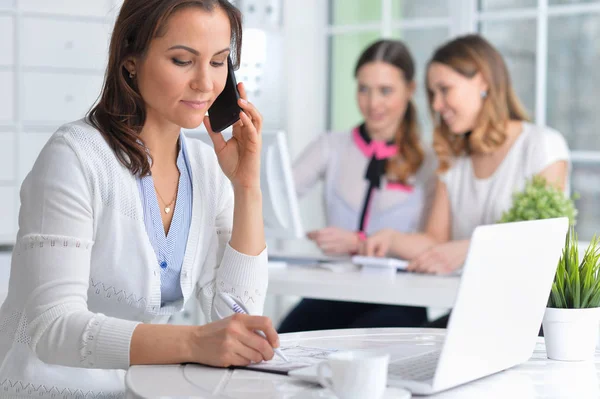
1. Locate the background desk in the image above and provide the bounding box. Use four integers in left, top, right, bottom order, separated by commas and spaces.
265, 239, 460, 325
268, 264, 461, 308
126, 327, 600, 398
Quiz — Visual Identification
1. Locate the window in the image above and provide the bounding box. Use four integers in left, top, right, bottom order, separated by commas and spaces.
327, 0, 451, 139
327, 0, 600, 240
477, 0, 600, 239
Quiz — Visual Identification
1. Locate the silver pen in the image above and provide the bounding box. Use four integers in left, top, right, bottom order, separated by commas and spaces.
218, 292, 289, 362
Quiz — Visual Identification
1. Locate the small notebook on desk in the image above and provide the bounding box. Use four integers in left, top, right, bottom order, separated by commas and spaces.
352, 256, 464, 276
352, 255, 409, 270
269, 253, 350, 265
268, 238, 351, 265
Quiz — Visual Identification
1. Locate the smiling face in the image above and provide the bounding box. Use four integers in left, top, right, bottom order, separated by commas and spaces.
356, 61, 415, 141
126, 6, 232, 130
427, 62, 488, 134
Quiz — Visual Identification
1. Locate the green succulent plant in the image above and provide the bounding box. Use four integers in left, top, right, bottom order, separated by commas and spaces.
499, 176, 578, 225
549, 227, 600, 308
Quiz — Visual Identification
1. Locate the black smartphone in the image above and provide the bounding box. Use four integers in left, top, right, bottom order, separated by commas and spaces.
208, 56, 241, 132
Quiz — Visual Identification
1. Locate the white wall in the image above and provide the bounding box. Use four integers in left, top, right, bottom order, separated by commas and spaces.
254, 0, 331, 326
283, 0, 328, 232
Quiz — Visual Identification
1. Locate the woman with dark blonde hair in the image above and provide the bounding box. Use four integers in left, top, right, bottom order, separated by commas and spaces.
279, 39, 437, 333
0, 0, 279, 396
363, 34, 570, 275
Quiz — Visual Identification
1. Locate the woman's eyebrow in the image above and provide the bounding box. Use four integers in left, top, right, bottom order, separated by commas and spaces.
167, 45, 200, 55
213, 47, 231, 56
167, 46, 230, 57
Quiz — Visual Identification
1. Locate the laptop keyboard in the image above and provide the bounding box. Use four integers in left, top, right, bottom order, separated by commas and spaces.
388, 350, 441, 382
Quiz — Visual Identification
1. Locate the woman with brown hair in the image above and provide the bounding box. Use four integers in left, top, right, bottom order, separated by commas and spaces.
278, 39, 437, 333
362, 34, 570, 275
0, 0, 278, 396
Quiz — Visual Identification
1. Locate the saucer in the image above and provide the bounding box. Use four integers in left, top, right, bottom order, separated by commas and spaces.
381, 387, 412, 399
292, 386, 412, 399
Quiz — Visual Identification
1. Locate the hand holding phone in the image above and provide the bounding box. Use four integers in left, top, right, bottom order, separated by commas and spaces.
208, 56, 241, 132
203, 62, 263, 190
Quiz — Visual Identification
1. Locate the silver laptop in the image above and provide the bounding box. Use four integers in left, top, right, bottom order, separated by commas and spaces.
289, 218, 569, 395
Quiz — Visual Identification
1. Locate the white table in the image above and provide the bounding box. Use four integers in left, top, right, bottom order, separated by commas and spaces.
268, 264, 461, 308
125, 328, 600, 398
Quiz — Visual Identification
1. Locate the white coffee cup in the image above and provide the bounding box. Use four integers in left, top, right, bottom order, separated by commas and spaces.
316, 350, 390, 399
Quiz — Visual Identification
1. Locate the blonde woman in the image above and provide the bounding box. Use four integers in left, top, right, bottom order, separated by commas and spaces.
363, 34, 570, 275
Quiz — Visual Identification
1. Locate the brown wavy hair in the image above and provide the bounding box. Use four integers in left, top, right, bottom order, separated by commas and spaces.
88, 0, 242, 176
355, 39, 424, 185
427, 34, 529, 173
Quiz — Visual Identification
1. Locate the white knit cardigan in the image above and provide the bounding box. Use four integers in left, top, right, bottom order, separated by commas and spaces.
0, 119, 269, 398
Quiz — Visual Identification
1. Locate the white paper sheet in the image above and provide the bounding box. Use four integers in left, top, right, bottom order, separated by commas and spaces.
242, 345, 339, 373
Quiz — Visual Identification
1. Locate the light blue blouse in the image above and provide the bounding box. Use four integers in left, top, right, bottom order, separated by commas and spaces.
137, 134, 193, 306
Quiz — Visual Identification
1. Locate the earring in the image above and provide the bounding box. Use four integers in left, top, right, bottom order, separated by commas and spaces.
129, 71, 135, 79
481, 90, 488, 99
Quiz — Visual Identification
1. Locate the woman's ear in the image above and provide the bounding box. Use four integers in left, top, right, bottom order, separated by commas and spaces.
473, 72, 489, 94
124, 57, 137, 76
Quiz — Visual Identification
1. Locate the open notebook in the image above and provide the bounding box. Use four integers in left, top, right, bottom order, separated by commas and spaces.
184, 345, 339, 376
232, 345, 339, 375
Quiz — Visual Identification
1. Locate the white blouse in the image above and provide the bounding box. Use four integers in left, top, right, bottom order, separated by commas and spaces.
440, 122, 571, 240
293, 127, 437, 235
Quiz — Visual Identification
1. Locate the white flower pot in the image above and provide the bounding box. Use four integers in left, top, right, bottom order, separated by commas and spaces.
543, 307, 600, 361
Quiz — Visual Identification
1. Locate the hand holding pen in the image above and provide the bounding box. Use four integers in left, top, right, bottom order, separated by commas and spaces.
187, 298, 282, 368
219, 292, 289, 362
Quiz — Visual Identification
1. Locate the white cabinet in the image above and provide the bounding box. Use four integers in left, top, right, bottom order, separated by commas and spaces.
0, 16, 13, 65
0, 71, 14, 122
21, 17, 111, 69
0, 187, 17, 243
0, 1, 121, 244
0, 131, 15, 182
22, 73, 104, 123
18, 0, 116, 16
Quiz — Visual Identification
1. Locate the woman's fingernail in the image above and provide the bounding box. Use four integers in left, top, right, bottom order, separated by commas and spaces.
240, 98, 248, 105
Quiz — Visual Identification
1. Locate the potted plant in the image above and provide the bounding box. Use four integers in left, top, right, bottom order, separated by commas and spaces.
499, 176, 578, 225
542, 228, 600, 361
499, 176, 600, 360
